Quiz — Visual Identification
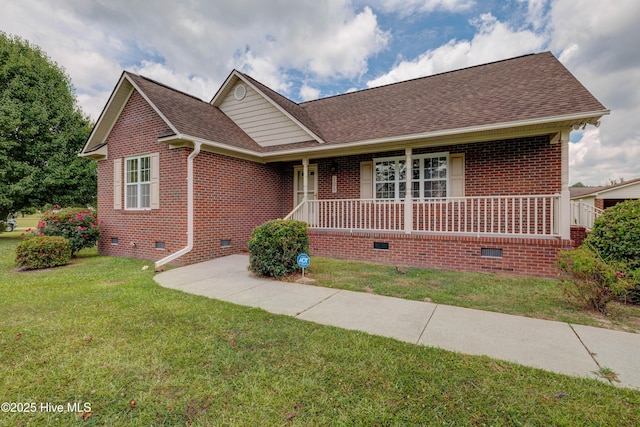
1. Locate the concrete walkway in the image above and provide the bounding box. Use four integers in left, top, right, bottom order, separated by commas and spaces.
154, 254, 640, 390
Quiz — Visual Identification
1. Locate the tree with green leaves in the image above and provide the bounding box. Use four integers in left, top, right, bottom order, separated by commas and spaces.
0, 32, 95, 222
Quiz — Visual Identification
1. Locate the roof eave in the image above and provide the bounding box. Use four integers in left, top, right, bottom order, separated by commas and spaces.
80, 72, 181, 158
80, 72, 131, 156
158, 133, 266, 163
158, 110, 609, 162
260, 109, 611, 160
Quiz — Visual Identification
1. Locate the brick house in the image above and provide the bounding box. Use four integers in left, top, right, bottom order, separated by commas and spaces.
80, 52, 608, 277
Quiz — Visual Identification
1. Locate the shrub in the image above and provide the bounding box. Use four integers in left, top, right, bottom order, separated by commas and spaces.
585, 199, 640, 270
248, 219, 309, 277
15, 236, 71, 270
38, 207, 101, 256
556, 246, 630, 314
622, 269, 640, 305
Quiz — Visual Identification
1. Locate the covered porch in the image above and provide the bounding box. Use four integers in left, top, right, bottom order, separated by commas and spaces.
285, 194, 563, 238
281, 136, 572, 240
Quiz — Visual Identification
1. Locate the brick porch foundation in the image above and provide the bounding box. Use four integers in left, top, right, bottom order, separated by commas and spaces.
308, 230, 573, 278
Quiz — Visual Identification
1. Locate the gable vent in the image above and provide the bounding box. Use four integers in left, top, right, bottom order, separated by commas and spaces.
234, 84, 246, 100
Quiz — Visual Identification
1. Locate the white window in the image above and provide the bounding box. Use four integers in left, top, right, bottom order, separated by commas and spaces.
125, 155, 151, 209
374, 153, 448, 199
411, 154, 448, 198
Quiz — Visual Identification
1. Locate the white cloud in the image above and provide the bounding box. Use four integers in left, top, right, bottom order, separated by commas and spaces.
372, 0, 474, 16
230, 5, 389, 81
0, 0, 389, 119
299, 84, 321, 101
232, 51, 291, 95
366, 13, 546, 87
519, 0, 549, 30
569, 128, 640, 186
549, 0, 640, 184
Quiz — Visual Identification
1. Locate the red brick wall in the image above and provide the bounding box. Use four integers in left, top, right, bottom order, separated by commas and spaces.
454, 135, 560, 196
570, 226, 588, 247
97, 91, 189, 262
97, 90, 288, 265
180, 152, 287, 264
309, 230, 571, 278
595, 198, 605, 210
282, 135, 559, 212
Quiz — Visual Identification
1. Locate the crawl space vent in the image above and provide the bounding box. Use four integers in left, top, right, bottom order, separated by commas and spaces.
481, 248, 503, 258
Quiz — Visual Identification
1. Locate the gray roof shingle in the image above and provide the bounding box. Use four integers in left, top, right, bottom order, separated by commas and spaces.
299, 52, 606, 144
125, 52, 607, 154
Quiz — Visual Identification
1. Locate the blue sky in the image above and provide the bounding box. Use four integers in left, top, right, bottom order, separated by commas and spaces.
1, 0, 639, 185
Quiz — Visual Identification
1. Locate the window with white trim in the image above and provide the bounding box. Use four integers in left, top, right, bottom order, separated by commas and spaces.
125, 155, 151, 209
374, 153, 448, 199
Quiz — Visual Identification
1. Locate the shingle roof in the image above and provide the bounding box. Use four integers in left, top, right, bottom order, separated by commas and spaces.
126, 73, 264, 152
570, 177, 640, 198
92, 52, 606, 157
299, 52, 606, 144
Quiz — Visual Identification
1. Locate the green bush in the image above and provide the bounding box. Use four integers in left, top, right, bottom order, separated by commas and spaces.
248, 219, 309, 277
556, 246, 630, 314
38, 207, 101, 256
622, 269, 640, 304
15, 236, 71, 270
585, 199, 640, 269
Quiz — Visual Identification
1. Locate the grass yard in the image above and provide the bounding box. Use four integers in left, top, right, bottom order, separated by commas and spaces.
302, 257, 640, 333
7, 213, 40, 230
1, 233, 639, 426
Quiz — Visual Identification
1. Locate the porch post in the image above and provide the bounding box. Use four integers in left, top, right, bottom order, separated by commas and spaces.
404, 147, 413, 234
302, 157, 309, 223
559, 132, 571, 239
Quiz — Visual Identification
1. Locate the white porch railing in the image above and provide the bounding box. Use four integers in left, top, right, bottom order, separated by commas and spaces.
570, 201, 604, 230
285, 195, 562, 237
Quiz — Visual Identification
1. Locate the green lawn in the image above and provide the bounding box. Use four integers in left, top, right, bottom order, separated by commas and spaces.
1, 233, 639, 426
303, 257, 640, 333
7, 213, 40, 230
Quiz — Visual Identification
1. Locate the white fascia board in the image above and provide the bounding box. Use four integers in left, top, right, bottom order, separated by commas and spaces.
158, 134, 266, 163
260, 110, 611, 160
80, 73, 133, 156
126, 75, 180, 136
592, 180, 640, 197
159, 109, 610, 163
209, 70, 239, 105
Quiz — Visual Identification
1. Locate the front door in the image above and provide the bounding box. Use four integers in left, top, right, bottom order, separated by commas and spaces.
293, 165, 318, 205
293, 165, 318, 225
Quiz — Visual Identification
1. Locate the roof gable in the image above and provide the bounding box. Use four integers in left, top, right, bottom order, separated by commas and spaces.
211, 70, 324, 146
80, 73, 136, 158
82, 52, 609, 161
80, 72, 262, 158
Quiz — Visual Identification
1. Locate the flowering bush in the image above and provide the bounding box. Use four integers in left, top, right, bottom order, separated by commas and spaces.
36, 207, 101, 256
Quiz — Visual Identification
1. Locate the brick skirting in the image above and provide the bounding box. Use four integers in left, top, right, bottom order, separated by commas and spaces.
570, 226, 588, 247
308, 230, 573, 278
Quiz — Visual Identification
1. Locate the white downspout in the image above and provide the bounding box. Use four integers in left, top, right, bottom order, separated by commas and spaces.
155, 141, 202, 270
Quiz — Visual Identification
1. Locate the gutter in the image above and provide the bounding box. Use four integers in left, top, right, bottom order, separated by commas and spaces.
158, 109, 610, 163
154, 140, 202, 270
